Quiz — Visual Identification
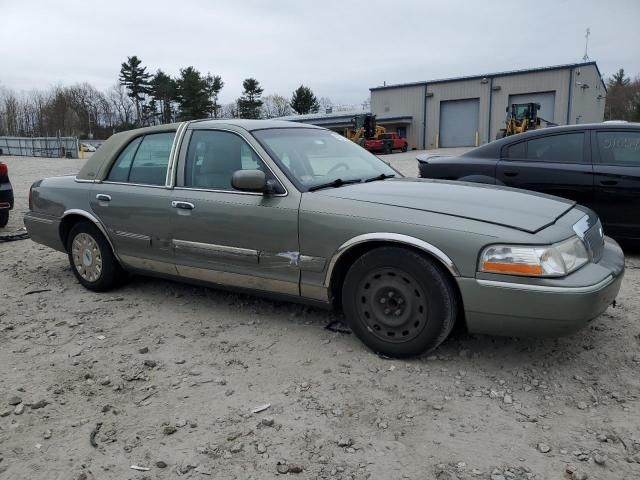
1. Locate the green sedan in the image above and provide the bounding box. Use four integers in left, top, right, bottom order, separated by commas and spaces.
24, 120, 624, 357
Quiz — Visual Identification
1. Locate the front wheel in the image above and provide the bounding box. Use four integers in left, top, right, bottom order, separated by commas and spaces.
67, 221, 125, 291
0, 211, 8, 227
341, 246, 457, 358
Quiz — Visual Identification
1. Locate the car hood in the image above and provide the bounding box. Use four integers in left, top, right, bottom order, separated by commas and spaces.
315, 178, 575, 233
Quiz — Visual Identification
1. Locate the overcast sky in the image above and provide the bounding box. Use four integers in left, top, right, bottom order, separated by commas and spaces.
1, 0, 639, 106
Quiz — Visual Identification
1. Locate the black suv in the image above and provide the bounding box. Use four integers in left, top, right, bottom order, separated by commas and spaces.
418, 122, 640, 241
0, 161, 14, 227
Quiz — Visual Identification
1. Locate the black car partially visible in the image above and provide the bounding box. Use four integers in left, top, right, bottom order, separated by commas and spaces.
0, 161, 14, 227
418, 122, 640, 241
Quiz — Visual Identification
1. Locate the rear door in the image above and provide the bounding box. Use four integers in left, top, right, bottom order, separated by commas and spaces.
496, 131, 594, 207
90, 131, 177, 275
592, 129, 640, 239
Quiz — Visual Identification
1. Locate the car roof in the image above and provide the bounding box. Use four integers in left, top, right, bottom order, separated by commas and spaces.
190, 119, 324, 131
467, 122, 640, 157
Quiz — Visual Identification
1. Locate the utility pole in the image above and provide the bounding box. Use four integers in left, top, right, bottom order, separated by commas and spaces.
582, 28, 591, 62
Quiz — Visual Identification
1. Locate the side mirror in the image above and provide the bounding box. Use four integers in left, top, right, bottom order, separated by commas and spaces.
231, 169, 267, 193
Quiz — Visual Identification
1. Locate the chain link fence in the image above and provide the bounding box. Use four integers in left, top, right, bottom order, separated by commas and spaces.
0, 136, 79, 158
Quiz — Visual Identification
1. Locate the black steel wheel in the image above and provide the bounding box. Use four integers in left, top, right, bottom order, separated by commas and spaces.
401, 143, 408, 152
342, 246, 457, 357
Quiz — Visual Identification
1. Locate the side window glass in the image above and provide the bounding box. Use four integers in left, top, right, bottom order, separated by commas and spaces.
505, 141, 526, 159
526, 133, 584, 163
128, 132, 175, 185
107, 137, 142, 182
596, 131, 640, 165
185, 130, 267, 191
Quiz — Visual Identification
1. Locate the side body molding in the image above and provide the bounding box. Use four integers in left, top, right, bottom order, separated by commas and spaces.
324, 232, 460, 289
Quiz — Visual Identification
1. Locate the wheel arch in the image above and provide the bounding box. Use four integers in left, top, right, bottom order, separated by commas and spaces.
60, 209, 115, 255
325, 233, 461, 307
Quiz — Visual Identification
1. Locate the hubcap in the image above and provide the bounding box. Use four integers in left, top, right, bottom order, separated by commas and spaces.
71, 232, 103, 282
356, 268, 428, 343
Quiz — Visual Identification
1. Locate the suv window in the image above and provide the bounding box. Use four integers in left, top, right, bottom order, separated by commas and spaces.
525, 133, 584, 163
107, 132, 175, 185
505, 141, 526, 159
596, 131, 640, 165
185, 130, 268, 191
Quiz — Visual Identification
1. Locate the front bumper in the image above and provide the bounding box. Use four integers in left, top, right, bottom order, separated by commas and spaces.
457, 236, 625, 337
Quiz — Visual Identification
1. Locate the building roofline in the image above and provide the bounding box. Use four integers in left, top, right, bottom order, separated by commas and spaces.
370, 61, 606, 91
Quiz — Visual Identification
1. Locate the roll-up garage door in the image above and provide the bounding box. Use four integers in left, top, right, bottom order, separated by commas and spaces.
508, 92, 556, 123
439, 99, 480, 147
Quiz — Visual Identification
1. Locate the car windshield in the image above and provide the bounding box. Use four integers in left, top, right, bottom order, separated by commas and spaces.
253, 128, 398, 190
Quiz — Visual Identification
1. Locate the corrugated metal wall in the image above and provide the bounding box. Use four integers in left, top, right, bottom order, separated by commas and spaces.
370, 84, 425, 149
371, 64, 606, 150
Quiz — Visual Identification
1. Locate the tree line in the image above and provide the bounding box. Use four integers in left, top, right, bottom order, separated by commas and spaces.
604, 68, 640, 121
0, 55, 332, 139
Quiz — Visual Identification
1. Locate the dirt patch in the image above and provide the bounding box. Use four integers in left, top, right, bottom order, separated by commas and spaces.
1, 155, 639, 479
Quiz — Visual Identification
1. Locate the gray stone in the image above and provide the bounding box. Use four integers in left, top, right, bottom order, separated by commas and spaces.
577, 401, 588, 410
256, 443, 267, 454
138, 347, 149, 354
594, 454, 606, 466
572, 471, 588, 480
31, 399, 48, 410
261, 416, 275, 427
230, 442, 243, 453
156, 460, 167, 468
8, 396, 22, 406
14, 403, 25, 415
338, 437, 353, 447
537, 443, 551, 453
503, 394, 513, 404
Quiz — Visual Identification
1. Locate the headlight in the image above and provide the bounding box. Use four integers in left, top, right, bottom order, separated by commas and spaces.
479, 236, 589, 277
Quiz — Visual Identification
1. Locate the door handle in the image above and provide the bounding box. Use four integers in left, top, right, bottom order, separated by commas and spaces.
599, 180, 618, 186
96, 194, 111, 202
503, 171, 519, 177
171, 201, 195, 210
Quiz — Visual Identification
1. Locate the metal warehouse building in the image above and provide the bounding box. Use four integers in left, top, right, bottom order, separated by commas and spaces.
370, 61, 606, 149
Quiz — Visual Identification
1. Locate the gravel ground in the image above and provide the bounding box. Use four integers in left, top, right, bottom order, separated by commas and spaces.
1, 151, 640, 480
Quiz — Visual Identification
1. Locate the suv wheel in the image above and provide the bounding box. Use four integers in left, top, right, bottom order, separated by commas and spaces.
0, 211, 8, 228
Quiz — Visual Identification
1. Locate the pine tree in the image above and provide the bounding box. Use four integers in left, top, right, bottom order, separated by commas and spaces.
118, 56, 152, 126
237, 78, 264, 119
290, 85, 320, 115
205, 74, 224, 118
150, 69, 177, 124
175, 67, 212, 120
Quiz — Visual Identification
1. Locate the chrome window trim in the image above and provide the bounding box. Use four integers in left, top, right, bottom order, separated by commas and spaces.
74, 178, 99, 184
99, 181, 167, 189
166, 121, 190, 188
176, 127, 288, 197
324, 232, 460, 288
476, 275, 614, 294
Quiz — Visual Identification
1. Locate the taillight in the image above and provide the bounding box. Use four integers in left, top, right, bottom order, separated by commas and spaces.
0, 163, 7, 176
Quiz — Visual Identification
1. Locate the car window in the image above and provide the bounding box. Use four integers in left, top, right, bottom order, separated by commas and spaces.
107, 137, 142, 182
184, 130, 268, 191
596, 131, 640, 165
128, 133, 175, 185
525, 133, 585, 163
505, 141, 526, 159
107, 132, 175, 185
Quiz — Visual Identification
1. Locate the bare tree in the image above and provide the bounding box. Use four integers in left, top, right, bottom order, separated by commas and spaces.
262, 94, 291, 118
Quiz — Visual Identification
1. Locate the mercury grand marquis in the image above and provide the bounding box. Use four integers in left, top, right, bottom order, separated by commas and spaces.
24, 120, 624, 357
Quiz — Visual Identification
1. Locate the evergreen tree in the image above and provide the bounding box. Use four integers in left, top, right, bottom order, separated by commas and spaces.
237, 78, 264, 119
205, 74, 224, 118
290, 85, 320, 115
118, 56, 152, 126
150, 69, 176, 124
175, 66, 212, 120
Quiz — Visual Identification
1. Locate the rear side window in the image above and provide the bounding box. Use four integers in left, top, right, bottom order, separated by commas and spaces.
505, 141, 526, 159
596, 131, 640, 165
525, 133, 584, 163
107, 132, 175, 185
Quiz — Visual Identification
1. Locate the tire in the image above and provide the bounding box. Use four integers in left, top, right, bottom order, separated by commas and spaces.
383, 143, 392, 154
0, 211, 8, 228
67, 221, 125, 292
401, 143, 408, 152
341, 246, 457, 358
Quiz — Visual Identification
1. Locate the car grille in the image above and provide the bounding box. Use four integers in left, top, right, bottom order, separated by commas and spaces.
583, 219, 604, 263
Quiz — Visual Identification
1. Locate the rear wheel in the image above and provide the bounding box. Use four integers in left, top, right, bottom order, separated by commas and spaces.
383, 143, 392, 154
67, 221, 125, 291
401, 143, 408, 152
341, 246, 457, 358
0, 211, 8, 227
